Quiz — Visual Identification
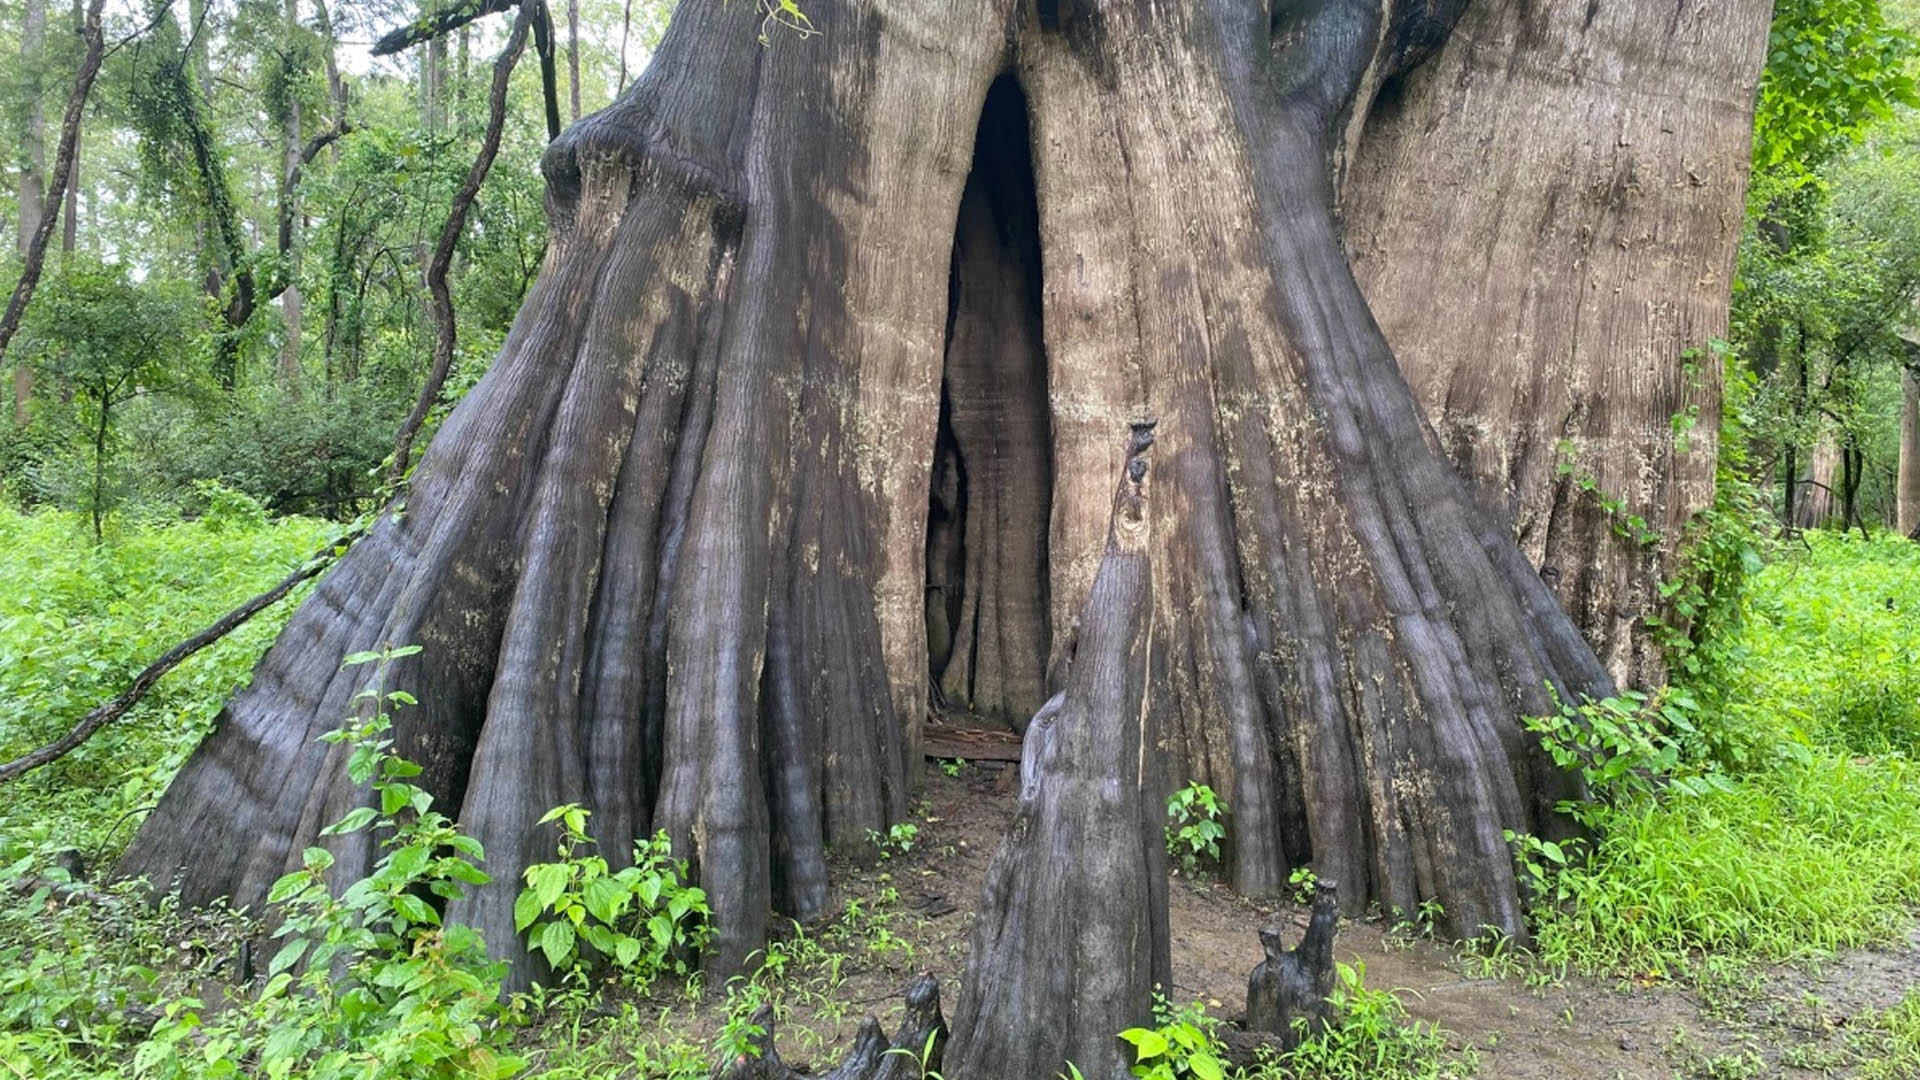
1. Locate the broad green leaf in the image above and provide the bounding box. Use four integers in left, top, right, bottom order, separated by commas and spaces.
392, 893, 439, 925
322, 806, 378, 835
539, 919, 576, 969
514, 889, 543, 933
267, 938, 308, 975
1118, 1028, 1168, 1060
583, 875, 627, 925
532, 862, 570, 909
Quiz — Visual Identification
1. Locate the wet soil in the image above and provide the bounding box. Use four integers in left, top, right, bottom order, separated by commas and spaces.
613, 765, 1919, 1079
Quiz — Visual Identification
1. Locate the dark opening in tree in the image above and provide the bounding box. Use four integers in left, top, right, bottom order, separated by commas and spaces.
926, 73, 1052, 733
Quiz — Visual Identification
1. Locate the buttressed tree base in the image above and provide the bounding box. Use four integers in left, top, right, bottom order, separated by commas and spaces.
123, 0, 1771, 998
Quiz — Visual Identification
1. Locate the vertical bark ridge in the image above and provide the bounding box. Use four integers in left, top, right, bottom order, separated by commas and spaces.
649, 0, 1014, 975
450, 170, 739, 979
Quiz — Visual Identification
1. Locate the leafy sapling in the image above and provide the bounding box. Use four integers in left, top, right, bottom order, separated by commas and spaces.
1165, 782, 1228, 876
514, 805, 712, 983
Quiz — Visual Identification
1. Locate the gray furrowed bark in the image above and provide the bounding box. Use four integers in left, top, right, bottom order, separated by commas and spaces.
945, 423, 1168, 1080
122, 0, 1767, 995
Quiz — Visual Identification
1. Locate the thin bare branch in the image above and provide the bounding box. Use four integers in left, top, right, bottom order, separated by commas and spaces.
390, 1, 534, 483
0, 0, 109, 368
370, 0, 515, 56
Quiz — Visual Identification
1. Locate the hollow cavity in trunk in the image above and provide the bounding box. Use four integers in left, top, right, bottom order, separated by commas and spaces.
925, 73, 1053, 734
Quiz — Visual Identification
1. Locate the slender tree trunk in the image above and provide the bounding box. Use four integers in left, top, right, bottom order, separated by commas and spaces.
618, 0, 631, 93
1900, 366, 1919, 538
389, 6, 533, 485
1841, 436, 1862, 537
61, 128, 77, 255
186, 0, 212, 110
278, 0, 306, 389
61, 0, 79, 256
124, 0, 1767, 994
90, 397, 108, 543
315, 0, 346, 133
12, 0, 49, 424
567, 0, 580, 121
456, 25, 470, 129
0, 0, 108, 371
10, 12, 45, 418
18, 0, 47, 252
424, 35, 447, 133
1795, 432, 1838, 529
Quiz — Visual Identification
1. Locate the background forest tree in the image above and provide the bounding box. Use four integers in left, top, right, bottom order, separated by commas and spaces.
0, 0, 672, 523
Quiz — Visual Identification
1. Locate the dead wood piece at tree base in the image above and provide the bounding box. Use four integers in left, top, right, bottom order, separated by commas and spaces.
712, 972, 946, 1080
943, 422, 1169, 1080
1244, 877, 1339, 1049
920, 724, 1024, 763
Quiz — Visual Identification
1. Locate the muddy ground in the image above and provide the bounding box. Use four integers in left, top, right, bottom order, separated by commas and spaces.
608, 764, 1918, 1079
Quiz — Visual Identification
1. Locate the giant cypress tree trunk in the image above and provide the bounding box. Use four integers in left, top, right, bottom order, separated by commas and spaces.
1345, 0, 1770, 686
124, 0, 1765, 985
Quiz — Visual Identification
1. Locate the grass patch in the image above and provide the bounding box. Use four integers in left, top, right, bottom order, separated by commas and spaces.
1522, 531, 1920, 978
0, 500, 329, 864
1853, 990, 1920, 1080
1531, 757, 1920, 975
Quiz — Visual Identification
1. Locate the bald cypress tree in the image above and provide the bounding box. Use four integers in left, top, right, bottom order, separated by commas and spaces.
123, 0, 1771, 988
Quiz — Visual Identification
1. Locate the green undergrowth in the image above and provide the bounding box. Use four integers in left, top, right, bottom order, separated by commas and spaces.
0, 498, 330, 866
1528, 754, 1920, 974
1519, 531, 1920, 979
1853, 989, 1920, 1080
1110, 966, 1476, 1080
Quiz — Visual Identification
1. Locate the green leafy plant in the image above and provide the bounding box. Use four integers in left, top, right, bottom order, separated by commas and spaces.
1524, 687, 1734, 817
711, 977, 771, 1065
1287, 866, 1318, 905
882, 1029, 945, 1079
1118, 997, 1232, 1080
1263, 961, 1477, 1080
1648, 344, 1775, 691
865, 821, 920, 860
1165, 782, 1228, 875
515, 806, 711, 983
140, 645, 525, 1080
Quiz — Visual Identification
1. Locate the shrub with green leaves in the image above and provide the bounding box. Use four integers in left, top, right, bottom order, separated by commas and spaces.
1118, 998, 1232, 1080
1166, 782, 1228, 875
1515, 532, 1920, 978
147, 645, 524, 1080
0, 646, 525, 1079
1262, 962, 1475, 1080
515, 805, 711, 982
1110, 975, 1474, 1080
0, 504, 329, 865
0, 863, 250, 1077
1523, 688, 1732, 824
